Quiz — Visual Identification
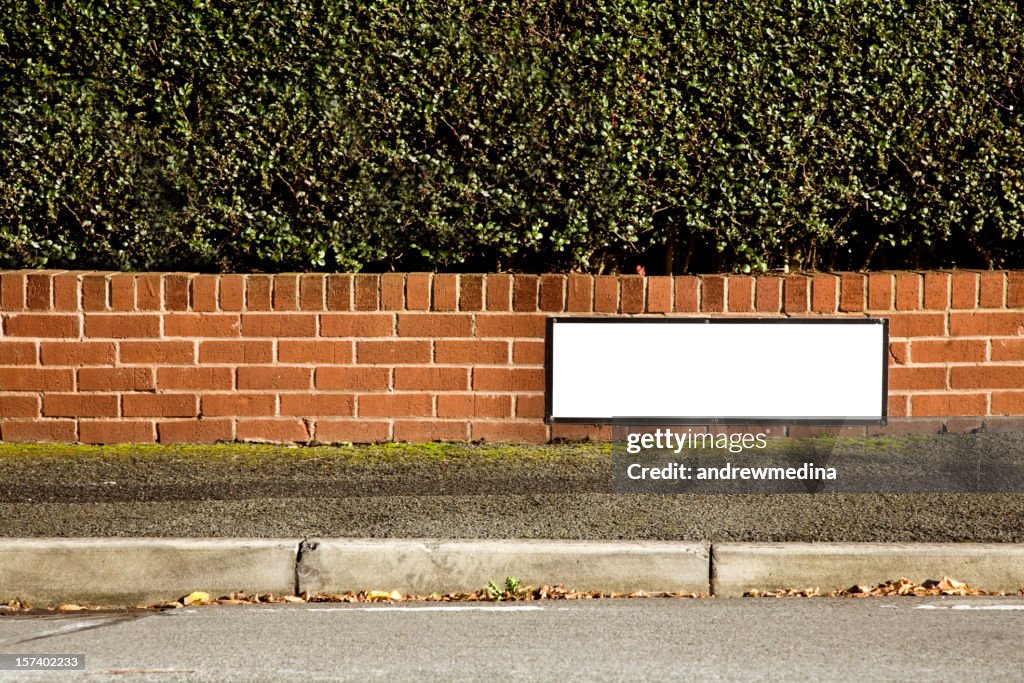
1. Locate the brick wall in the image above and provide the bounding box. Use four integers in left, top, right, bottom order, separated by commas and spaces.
0, 270, 1022, 444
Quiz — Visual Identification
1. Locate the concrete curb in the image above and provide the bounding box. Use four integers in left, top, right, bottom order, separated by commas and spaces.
2, 539, 1023, 606
712, 542, 1024, 597
297, 538, 711, 596
0, 538, 300, 606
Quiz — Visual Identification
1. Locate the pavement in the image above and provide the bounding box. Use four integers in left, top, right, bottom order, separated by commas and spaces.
0, 438, 1022, 606
3, 598, 1024, 681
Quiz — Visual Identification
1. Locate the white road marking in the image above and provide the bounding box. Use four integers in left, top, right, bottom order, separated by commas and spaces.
261, 605, 545, 613
916, 604, 1024, 611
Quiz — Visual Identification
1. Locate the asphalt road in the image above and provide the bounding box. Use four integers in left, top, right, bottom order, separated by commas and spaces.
2, 598, 1023, 681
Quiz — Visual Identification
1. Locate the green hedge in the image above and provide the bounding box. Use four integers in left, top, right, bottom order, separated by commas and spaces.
2, 1, 1023, 273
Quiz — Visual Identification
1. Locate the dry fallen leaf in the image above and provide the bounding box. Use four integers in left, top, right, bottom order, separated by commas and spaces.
182, 591, 212, 606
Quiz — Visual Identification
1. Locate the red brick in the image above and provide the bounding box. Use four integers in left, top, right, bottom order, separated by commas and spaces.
888, 341, 908, 365
120, 341, 195, 365
475, 315, 546, 338
394, 367, 469, 390
272, 274, 299, 311
277, 340, 352, 364
471, 421, 548, 443
53, 273, 80, 311
951, 365, 1024, 389
163, 274, 190, 311
512, 275, 538, 312
550, 424, 613, 441
644, 276, 673, 313
26, 272, 53, 310
895, 273, 921, 310
700, 275, 725, 313
515, 395, 546, 418
911, 340, 987, 364
979, 272, 1005, 308
437, 394, 511, 418
727, 276, 754, 313
868, 273, 894, 310
811, 274, 839, 313
1007, 272, 1024, 308
320, 313, 394, 337
595, 276, 619, 313
406, 273, 431, 311
1, 420, 76, 442
539, 275, 565, 312
200, 340, 274, 364
237, 419, 310, 443
885, 313, 946, 338
434, 340, 508, 364
135, 274, 162, 310
238, 366, 312, 390
922, 272, 950, 310
991, 393, 1024, 415
220, 275, 245, 311
992, 339, 1024, 361
567, 275, 594, 312
158, 367, 233, 390
241, 314, 316, 337
398, 313, 472, 338
912, 393, 987, 417
783, 276, 810, 313
485, 274, 512, 311
123, 394, 198, 417
40, 341, 114, 366
512, 341, 545, 365
950, 312, 1024, 337
394, 420, 468, 441
0, 395, 40, 417
473, 368, 545, 392
1, 271, 26, 310
158, 419, 233, 443
838, 273, 866, 313
358, 394, 433, 417
109, 274, 135, 311
0, 341, 36, 364
888, 366, 947, 391
0, 368, 72, 391
951, 271, 978, 309
79, 367, 154, 391
357, 340, 430, 364
80, 420, 156, 444
280, 394, 355, 416
299, 274, 326, 311
755, 276, 782, 313
246, 275, 273, 310
85, 314, 159, 338
430, 274, 457, 311
7, 314, 79, 338
888, 395, 909, 418
326, 274, 352, 311
165, 315, 243, 342
191, 275, 219, 312
354, 274, 379, 311
81, 274, 109, 311
457, 275, 483, 312
202, 393, 276, 417
315, 420, 389, 443
381, 273, 405, 310
316, 367, 390, 391
674, 276, 700, 312
620, 276, 645, 314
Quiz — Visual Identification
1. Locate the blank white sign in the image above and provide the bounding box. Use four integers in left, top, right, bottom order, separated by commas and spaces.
547, 318, 887, 423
